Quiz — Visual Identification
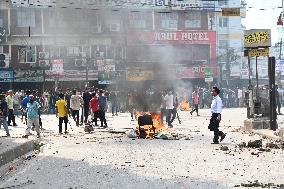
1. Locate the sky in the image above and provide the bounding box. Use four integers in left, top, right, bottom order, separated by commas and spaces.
242, 0, 284, 44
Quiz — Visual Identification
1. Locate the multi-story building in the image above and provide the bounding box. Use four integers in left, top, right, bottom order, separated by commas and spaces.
210, 0, 246, 87
0, 0, 245, 91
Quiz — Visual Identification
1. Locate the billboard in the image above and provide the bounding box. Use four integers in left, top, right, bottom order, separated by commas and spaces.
0, 70, 13, 82
14, 70, 43, 82
126, 67, 154, 81
244, 29, 271, 48
45, 70, 98, 81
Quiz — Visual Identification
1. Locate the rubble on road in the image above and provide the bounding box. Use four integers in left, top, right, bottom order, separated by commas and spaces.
234, 180, 284, 188
220, 146, 229, 151
247, 140, 262, 148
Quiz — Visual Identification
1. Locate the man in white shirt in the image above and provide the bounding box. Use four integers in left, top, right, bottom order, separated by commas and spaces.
164, 90, 175, 128
208, 86, 226, 144
70, 90, 83, 126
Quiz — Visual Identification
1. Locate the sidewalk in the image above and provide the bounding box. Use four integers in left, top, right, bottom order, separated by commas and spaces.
0, 117, 39, 168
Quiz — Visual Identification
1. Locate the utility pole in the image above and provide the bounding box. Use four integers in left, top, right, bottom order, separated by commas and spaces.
279, 38, 283, 59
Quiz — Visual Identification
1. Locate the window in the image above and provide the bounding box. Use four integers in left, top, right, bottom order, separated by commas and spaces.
160, 12, 178, 30
67, 46, 80, 56
218, 0, 228, 6
18, 46, 36, 63
17, 9, 35, 27
129, 12, 146, 29
50, 47, 61, 59
219, 17, 228, 27
184, 12, 201, 28
219, 40, 228, 49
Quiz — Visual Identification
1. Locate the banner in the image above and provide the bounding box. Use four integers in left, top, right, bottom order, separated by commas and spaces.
45, 70, 98, 81
222, 8, 240, 16
98, 71, 119, 84
276, 59, 284, 74
14, 70, 43, 82
244, 29, 271, 48
51, 59, 64, 75
240, 69, 249, 79
0, 70, 13, 82
126, 68, 154, 81
248, 48, 269, 57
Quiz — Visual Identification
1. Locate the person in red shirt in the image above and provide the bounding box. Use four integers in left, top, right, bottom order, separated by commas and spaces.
89, 92, 99, 126
190, 88, 200, 116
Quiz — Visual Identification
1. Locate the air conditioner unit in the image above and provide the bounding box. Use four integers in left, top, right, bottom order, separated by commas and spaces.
39, 52, 50, 59
91, 25, 102, 34
75, 59, 86, 67
39, 60, 50, 67
0, 53, 9, 68
95, 51, 104, 58
110, 23, 120, 32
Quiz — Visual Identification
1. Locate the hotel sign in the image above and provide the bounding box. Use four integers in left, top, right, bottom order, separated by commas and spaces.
244, 29, 271, 48
128, 31, 216, 45
154, 32, 210, 41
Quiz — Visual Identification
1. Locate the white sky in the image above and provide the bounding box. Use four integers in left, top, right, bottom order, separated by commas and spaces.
242, 0, 283, 44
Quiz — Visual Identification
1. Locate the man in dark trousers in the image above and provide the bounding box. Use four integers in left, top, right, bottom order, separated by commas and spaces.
83, 88, 92, 123
208, 86, 226, 144
0, 94, 10, 137
98, 90, 107, 128
275, 85, 283, 115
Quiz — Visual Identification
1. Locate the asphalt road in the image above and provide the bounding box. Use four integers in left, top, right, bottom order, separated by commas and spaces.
0, 108, 283, 189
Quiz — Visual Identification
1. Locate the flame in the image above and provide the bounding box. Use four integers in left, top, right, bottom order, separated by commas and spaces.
179, 100, 190, 111
135, 111, 165, 139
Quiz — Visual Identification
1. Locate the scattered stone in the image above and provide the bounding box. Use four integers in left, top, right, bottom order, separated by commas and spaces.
248, 140, 262, 148
251, 152, 258, 155
238, 142, 247, 148
239, 180, 284, 188
220, 146, 229, 151
266, 143, 280, 149
265, 149, 271, 152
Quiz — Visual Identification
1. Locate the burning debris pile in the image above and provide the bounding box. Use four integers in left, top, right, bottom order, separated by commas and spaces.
126, 111, 190, 140
179, 100, 190, 111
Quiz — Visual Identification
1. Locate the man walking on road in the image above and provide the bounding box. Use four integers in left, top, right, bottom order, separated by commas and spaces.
70, 90, 83, 126
6, 90, 17, 126
89, 92, 99, 126
208, 87, 226, 144
0, 94, 10, 137
83, 88, 92, 123
98, 90, 107, 128
22, 95, 40, 138
190, 88, 200, 116
164, 90, 175, 128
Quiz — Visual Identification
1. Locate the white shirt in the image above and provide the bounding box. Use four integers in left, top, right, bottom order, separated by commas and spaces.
70, 95, 82, 110
211, 95, 222, 113
164, 94, 174, 109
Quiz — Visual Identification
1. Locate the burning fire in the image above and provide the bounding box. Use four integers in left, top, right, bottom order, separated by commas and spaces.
179, 100, 190, 111
135, 112, 165, 139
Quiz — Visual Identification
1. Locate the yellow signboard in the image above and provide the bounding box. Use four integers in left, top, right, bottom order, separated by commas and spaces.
248, 48, 269, 57
126, 68, 154, 81
244, 29, 271, 48
222, 8, 241, 16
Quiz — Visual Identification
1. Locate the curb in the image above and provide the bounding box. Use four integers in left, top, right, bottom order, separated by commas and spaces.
0, 139, 38, 168
251, 130, 280, 140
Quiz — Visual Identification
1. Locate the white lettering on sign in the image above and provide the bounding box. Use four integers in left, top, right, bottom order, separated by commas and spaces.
192, 66, 207, 73
155, 32, 210, 41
